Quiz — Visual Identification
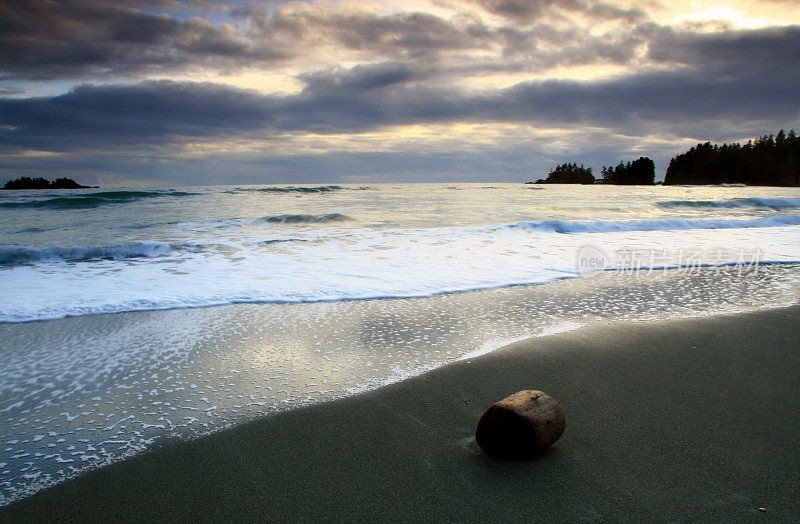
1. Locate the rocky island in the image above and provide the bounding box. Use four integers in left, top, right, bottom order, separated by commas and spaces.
2, 177, 98, 190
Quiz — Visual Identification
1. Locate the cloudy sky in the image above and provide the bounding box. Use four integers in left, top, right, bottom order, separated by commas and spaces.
1, 0, 799, 185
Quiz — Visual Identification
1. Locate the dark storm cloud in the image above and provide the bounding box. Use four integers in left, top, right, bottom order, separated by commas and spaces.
298, 62, 423, 93
0, 0, 491, 81
0, 81, 274, 149
647, 25, 800, 74
471, 0, 586, 23
240, 0, 648, 66
0, 0, 647, 82
496, 23, 644, 67
0, 0, 290, 80
3, 27, 798, 154
469, 0, 644, 24
260, 7, 496, 55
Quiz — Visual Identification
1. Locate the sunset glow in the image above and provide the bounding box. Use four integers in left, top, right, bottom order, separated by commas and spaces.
1, 0, 798, 184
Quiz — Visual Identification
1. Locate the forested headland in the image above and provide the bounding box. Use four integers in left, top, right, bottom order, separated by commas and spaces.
664, 130, 799, 186
531, 130, 799, 186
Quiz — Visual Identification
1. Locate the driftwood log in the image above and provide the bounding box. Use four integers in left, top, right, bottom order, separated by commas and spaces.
475, 390, 565, 458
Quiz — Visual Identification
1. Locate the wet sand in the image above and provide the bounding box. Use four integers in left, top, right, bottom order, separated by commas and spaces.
3, 305, 799, 521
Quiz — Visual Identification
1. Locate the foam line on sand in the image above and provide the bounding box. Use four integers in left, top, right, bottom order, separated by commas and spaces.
3, 306, 799, 521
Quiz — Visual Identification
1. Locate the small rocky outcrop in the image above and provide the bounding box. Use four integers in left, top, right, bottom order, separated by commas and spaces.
2, 177, 96, 190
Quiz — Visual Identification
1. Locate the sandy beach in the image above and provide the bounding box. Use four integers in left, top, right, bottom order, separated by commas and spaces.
2, 305, 798, 521
4, 0, 800, 519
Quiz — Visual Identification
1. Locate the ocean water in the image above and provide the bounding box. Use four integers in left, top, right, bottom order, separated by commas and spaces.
1, 183, 799, 503
2, 184, 800, 322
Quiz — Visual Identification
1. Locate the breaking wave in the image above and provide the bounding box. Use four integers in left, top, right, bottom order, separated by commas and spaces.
0, 191, 198, 210
0, 242, 178, 266
656, 197, 800, 210
226, 185, 377, 194
257, 213, 350, 224
226, 186, 344, 194
504, 215, 800, 233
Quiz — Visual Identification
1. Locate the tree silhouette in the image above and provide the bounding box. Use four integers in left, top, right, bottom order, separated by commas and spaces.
540, 163, 595, 184
601, 157, 655, 185
665, 130, 800, 186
